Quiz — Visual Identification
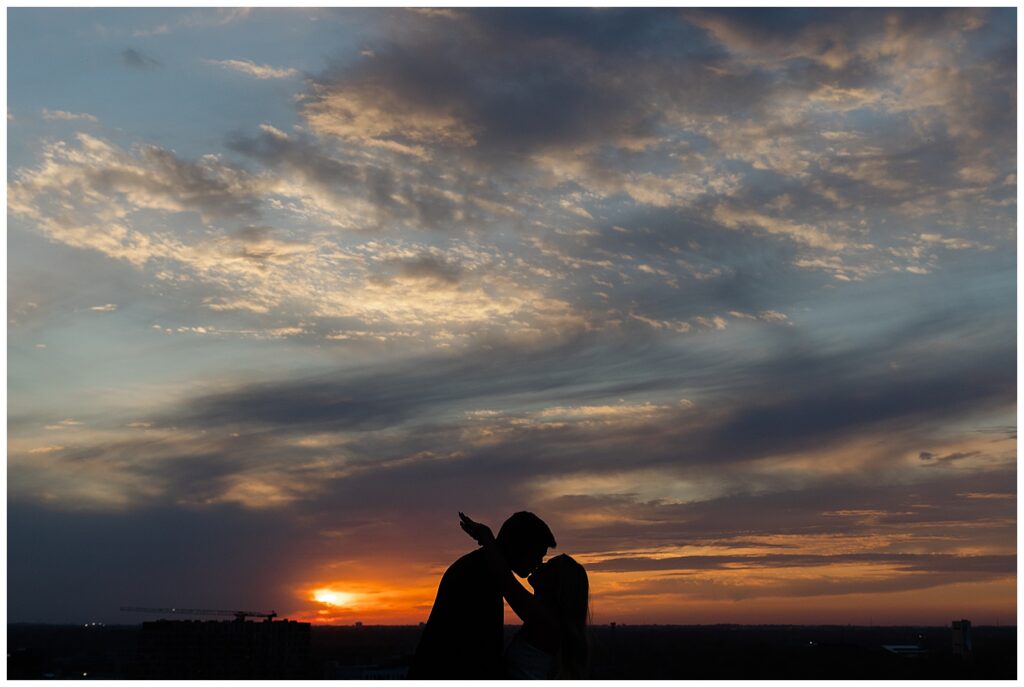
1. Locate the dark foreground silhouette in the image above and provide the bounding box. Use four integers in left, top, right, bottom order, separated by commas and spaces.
7, 622, 1016, 679
408, 511, 557, 679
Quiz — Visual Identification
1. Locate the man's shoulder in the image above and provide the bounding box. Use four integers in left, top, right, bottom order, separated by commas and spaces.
437, 548, 491, 591
444, 548, 487, 577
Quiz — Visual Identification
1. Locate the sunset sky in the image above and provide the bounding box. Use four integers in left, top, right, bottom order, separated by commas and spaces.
7, 8, 1016, 626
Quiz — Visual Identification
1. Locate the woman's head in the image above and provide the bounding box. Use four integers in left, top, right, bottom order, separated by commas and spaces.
528, 554, 590, 678
529, 554, 589, 626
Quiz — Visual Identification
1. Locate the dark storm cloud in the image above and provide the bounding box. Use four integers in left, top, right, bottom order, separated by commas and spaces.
121, 47, 161, 69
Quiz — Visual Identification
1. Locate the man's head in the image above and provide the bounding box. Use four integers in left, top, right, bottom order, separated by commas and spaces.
495, 511, 556, 577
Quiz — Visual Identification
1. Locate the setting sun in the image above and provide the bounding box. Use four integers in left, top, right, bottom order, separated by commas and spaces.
312, 589, 355, 607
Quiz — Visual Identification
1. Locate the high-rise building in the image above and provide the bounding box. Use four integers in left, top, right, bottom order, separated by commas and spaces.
951, 619, 972, 658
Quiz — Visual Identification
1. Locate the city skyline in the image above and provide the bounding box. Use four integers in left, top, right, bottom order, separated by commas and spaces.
7, 7, 1017, 625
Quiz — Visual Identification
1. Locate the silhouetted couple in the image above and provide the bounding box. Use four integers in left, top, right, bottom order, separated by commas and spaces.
409, 512, 589, 680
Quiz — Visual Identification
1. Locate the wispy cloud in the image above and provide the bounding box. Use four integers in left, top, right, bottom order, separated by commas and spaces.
41, 109, 98, 123
133, 8, 252, 38
205, 58, 299, 80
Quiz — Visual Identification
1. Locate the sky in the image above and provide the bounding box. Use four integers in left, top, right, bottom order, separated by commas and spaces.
6, 7, 1017, 626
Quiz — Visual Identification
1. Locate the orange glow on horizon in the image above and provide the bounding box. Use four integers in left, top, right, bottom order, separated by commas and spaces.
286, 574, 1015, 626
286, 550, 1015, 626
288, 508, 1015, 627
293, 576, 442, 625
312, 588, 356, 607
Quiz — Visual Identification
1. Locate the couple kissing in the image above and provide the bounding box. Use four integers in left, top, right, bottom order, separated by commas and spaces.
409, 512, 589, 680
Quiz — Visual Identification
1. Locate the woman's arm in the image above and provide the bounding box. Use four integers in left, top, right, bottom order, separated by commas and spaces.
458, 513, 556, 629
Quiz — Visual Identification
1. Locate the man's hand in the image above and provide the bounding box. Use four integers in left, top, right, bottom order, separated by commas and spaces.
459, 512, 495, 546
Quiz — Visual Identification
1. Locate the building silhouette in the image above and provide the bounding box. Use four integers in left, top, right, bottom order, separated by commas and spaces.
951, 619, 973, 659
131, 618, 312, 678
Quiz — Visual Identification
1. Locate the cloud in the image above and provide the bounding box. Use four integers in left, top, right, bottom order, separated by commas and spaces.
919, 450, 981, 467
958, 492, 1014, 500
44, 419, 83, 430
113, 305, 1012, 485
133, 8, 252, 38
282, 5, 1015, 303
683, 8, 989, 71
205, 58, 299, 80
41, 109, 98, 123
160, 341, 601, 434
9, 132, 589, 343
9, 133, 267, 267
297, 9, 691, 163
7, 303, 1015, 621
588, 552, 1015, 575
13, 7, 1016, 355
236, 125, 469, 231
545, 461, 1016, 551
8, 366, 1014, 618
121, 48, 160, 69
221, 226, 318, 266
28, 445, 65, 455
224, 125, 394, 227
387, 254, 462, 285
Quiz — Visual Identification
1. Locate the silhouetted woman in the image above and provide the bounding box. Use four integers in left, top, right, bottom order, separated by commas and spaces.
459, 512, 590, 679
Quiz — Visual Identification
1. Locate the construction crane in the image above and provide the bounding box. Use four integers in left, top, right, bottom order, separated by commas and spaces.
120, 606, 278, 622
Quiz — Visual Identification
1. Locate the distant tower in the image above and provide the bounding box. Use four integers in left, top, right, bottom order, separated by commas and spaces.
952, 619, 973, 658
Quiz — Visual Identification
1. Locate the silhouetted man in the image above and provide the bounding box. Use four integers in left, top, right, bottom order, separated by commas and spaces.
408, 512, 556, 679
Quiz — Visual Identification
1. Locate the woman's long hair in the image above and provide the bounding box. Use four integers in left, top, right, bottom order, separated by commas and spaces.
545, 554, 590, 679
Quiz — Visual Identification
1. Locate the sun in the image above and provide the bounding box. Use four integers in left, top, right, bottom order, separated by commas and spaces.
312, 588, 355, 607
